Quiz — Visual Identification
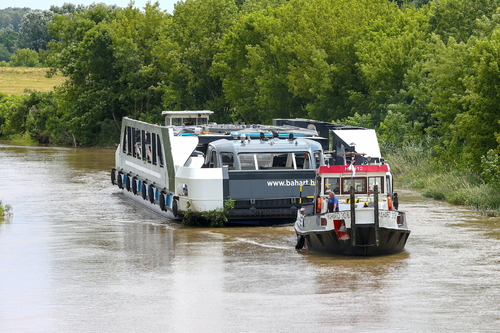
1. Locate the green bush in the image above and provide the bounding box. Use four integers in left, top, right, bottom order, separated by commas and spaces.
9, 49, 40, 67
386, 140, 500, 212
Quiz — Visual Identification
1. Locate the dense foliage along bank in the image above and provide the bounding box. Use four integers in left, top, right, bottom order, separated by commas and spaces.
384, 141, 500, 213
0, 0, 499, 209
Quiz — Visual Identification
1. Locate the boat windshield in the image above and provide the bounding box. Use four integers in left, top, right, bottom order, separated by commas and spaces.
342, 178, 367, 194
238, 152, 311, 170
324, 177, 340, 194
322, 175, 385, 194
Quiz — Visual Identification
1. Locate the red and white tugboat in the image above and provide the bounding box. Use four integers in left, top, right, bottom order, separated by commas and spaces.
294, 128, 410, 256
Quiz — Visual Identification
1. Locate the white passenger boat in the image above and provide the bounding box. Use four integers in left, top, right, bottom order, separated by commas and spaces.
111, 111, 325, 225
294, 128, 410, 255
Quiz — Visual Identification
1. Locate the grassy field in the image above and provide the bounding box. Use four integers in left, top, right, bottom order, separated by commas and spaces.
0, 67, 66, 96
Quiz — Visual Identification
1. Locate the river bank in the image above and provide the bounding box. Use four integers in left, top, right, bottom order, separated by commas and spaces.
384, 142, 500, 215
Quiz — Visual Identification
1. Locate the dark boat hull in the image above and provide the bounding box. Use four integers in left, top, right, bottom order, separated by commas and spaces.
298, 227, 410, 256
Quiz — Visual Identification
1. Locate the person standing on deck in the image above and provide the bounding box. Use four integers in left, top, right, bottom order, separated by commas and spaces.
327, 191, 339, 212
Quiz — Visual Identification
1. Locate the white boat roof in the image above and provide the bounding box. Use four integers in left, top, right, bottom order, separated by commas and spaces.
161, 110, 214, 116
333, 129, 381, 158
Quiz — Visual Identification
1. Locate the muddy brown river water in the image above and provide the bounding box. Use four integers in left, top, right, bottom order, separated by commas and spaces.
0, 143, 499, 332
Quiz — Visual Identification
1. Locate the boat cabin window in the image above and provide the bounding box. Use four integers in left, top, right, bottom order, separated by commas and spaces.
145, 131, 152, 163
122, 126, 164, 167
321, 176, 385, 195
220, 152, 235, 170
324, 177, 340, 194
237, 152, 311, 170
314, 151, 322, 168
209, 150, 217, 168
171, 118, 183, 126
295, 153, 312, 169
167, 116, 209, 126
368, 176, 384, 193
341, 177, 367, 194
197, 117, 208, 125
386, 175, 392, 194
239, 153, 257, 170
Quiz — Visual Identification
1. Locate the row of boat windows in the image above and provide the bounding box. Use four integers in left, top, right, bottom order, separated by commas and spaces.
323, 176, 385, 195
122, 126, 164, 167
207, 152, 317, 170
167, 117, 209, 126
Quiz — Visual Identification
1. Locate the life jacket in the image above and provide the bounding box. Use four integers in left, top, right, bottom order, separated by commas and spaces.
316, 198, 323, 213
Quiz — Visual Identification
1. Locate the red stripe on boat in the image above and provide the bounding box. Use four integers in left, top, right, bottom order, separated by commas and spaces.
318, 164, 389, 174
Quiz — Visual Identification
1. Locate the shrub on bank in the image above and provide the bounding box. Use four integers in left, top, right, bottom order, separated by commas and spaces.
384, 141, 500, 213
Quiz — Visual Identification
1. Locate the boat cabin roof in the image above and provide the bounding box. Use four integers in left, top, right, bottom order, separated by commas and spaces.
162, 110, 214, 126
209, 137, 324, 154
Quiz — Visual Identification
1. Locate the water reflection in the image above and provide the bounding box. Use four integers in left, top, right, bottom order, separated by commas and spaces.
122, 222, 175, 271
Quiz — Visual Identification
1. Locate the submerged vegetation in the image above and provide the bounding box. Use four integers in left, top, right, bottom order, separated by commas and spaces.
0, 200, 12, 217
182, 198, 235, 227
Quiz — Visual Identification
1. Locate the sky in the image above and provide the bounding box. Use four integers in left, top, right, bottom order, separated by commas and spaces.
0, 0, 178, 13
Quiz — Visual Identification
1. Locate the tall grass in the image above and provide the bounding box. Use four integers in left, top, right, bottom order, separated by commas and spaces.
0, 67, 65, 96
383, 141, 500, 214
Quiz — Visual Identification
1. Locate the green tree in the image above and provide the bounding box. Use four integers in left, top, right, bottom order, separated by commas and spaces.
46, 4, 169, 145
0, 44, 11, 62
9, 48, 40, 66
355, 5, 429, 125
46, 4, 120, 145
154, 0, 238, 123
0, 29, 19, 53
215, 0, 403, 123
17, 10, 54, 51
427, 0, 500, 43
0, 8, 30, 32
451, 28, 500, 169
50, 3, 86, 15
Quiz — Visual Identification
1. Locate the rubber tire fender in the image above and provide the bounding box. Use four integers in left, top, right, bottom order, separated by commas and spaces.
141, 183, 147, 200
172, 198, 178, 217
149, 185, 155, 204
125, 175, 131, 192
159, 192, 166, 211
295, 235, 305, 250
132, 177, 137, 195
111, 168, 116, 185
117, 172, 123, 189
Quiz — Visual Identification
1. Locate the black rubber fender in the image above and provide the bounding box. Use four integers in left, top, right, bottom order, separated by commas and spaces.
159, 192, 166, 211
172, 198, 178, 217
111, 168, 116, 185
117, 172, 123, 189
295, 235, 305, 250
141, 183, 147, 200
132, 177, 137, 195
149, 185, 155, 203
125, 175, 131, 192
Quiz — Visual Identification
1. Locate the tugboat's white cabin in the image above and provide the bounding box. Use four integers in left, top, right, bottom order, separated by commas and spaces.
162, 110, 214, 126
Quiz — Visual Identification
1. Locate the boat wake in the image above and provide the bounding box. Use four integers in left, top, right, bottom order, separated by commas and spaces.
234, 237, 291, 250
